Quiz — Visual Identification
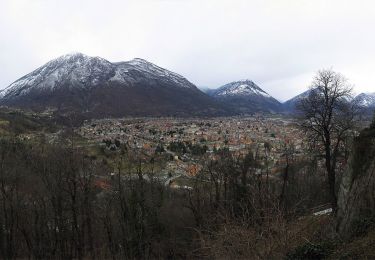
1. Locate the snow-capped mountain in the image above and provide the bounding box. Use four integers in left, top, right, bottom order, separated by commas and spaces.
0, 53, 196, 98
353, 92, 375, 108
0, 53, 227, 117
207, 80, 282, 113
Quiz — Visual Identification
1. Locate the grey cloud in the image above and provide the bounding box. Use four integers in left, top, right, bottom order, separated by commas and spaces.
1, 0, 374, 101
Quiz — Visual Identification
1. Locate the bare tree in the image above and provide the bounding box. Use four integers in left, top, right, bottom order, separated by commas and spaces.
279, 141, 295, 213
297, 69, 358, 211
370, 112, 375, 129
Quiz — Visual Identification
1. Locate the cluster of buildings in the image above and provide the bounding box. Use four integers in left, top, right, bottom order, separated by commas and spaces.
77, 116, 307, 187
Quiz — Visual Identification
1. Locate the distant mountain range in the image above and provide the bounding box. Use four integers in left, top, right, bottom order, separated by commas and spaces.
282, 90, 375, 113
0, 53, 373, 117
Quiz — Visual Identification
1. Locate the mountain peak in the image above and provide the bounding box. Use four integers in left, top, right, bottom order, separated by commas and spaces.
54, 52, 90, 62
130, 57, 150, 63
62, 51, 87, 58
237, 79, 255, 84
126, 57, 158, 67
206, 79, 281, 113
53, 52, 110, 64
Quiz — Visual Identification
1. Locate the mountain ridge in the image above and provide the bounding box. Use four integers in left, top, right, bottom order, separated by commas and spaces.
0, 53, 229, 118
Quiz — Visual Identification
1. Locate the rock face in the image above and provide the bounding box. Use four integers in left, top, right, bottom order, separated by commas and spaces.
0, 53, 228, 117
337, 127, 375, 238
207, 80, 282, 113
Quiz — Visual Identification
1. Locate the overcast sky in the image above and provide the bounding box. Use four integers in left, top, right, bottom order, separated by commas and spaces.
1, 0, 374, 101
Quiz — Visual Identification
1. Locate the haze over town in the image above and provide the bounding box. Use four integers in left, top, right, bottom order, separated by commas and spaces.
1, 0, 375, 101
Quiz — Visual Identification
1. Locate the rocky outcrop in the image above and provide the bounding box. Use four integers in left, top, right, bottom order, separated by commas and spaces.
337, 127, 375, 239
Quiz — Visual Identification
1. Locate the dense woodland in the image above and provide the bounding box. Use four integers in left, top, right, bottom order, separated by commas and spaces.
0, 116, 374, 259
0, 134, 327, 259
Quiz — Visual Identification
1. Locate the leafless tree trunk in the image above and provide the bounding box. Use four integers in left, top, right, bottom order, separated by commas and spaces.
297, 69, 358, 211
